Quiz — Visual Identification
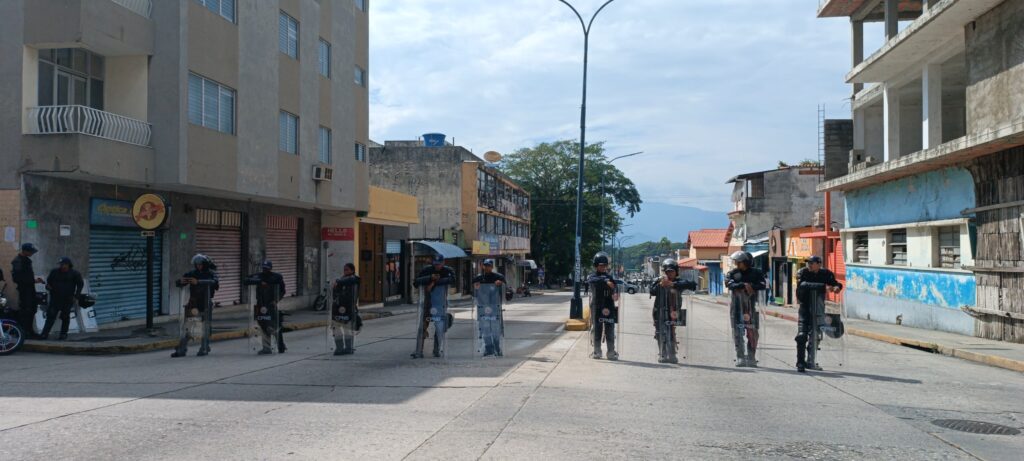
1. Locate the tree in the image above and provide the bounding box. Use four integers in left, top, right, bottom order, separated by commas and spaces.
501, 140, 642, 279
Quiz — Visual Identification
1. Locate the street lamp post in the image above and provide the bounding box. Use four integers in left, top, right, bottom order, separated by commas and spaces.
600, 151, 643, 249
560, 0, 616, 320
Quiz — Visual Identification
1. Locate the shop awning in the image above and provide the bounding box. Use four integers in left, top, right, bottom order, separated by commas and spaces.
517, 259, 538, 269
413, 241, 467, 259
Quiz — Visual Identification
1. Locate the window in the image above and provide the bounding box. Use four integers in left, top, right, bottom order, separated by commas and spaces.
354, 66, 366, 87
888, 230, 907, 266
355, 0, 366, 12
279, 111, 298, 154
853, 232, 868, 263
749, 176, 765, 199
318, 126, 331, 163
38, 48, 105, 110
195, 0, 235, 23
318, 39, 331, 77
279, 11, 299, 58
938, 226, 961, 268
188, 73, 235, 134
354, 142, 366, 162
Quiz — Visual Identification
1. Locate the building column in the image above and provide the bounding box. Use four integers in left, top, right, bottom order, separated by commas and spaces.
884, 83, 901, 161
922, 63, 943, 149
852, 19, 864, 94
885, 0, 899, 40
853, 107, 866, 151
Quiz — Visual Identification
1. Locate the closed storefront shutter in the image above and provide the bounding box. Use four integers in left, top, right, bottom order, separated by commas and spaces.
88, 227, 162, 324
266, 215, 298, 297
195, 209, 243, 307
828, 239, 845, 303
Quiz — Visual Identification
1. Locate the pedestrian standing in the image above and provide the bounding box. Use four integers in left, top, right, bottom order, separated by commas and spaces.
41, 257, 84, 340
11, 243, 44, 338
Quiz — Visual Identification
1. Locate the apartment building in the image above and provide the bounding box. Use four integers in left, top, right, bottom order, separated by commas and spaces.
0, 0, 369, 327
817, 0, 1024, 341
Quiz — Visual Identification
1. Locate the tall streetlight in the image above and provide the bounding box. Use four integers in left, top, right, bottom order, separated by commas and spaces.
600, 151, 643, 249
560, 0, 616, 320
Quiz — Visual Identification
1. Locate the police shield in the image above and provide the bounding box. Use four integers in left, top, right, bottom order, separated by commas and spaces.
589, 277, 619, 360
412, 285, 449, 359
729, 289, 763, 367
176, 284, 211, 353
246, 280, 280, 354
807, 286, 847, 370
473, 283, 504, 358
328, 281, 359, 356
653, 283, 690, 364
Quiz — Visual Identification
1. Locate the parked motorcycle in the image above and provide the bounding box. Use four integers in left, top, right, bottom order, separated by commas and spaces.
0, 284, 26, 355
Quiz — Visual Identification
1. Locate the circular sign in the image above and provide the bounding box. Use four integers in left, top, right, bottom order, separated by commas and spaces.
483, 151, 502, 163
132, 194, 167, 230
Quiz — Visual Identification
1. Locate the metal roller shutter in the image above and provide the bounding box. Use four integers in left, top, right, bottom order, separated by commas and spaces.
88, 227, 162, 324
266, 215, 298, 297
195, 209, 243, 307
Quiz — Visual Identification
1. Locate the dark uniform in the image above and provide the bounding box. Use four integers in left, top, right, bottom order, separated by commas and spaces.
725, 266, 766, 363
42, 263, 84, 339
649, 276, 697, 363
331, 274, 360, 355
173, 267, 219, 356
245, 270, 287, 353
795, 267, 843, 368
588, 272, 618, 358
413, 264, 455, 357
472, 270, 506, 356
11, 253, 38, 335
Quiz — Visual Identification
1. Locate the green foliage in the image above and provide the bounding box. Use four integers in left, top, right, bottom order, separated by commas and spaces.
500, 140, 642, 278
612, 239, 686, 271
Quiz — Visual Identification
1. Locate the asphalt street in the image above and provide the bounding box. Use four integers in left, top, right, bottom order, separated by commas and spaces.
2, 292, 1022, 460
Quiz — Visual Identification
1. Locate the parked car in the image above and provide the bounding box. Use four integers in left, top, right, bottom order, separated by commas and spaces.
616, 280, 639, 295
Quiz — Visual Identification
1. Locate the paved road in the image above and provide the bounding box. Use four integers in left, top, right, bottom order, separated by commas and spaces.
3, 292, 1022, 460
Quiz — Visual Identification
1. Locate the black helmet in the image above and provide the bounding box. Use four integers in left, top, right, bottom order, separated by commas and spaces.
58, 256, 73, 267
261, 260, 273, 270
807, 255, 823, 265
730, 251, 751, 264
661, 258, 679, 273
78, 293, 96, 308
593, 253, 610, 266
21, 243, 38, 253
191, 254, 210, 266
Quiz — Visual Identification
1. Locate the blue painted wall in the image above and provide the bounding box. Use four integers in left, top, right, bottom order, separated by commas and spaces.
846, 266, 976, 309
845, 168, 975, 228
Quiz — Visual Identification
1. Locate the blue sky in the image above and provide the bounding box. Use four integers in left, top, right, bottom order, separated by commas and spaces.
369, 0, 857, 212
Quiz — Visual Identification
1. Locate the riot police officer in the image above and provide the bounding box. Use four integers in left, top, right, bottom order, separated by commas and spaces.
245, 260, 287, 355
650, 259, 697, 363
331, 263, 360, 355
41, 257, 84, 340
472, 259, 506, 357
795, 255, 843, 372
172, 254, 219, 358
412, 254, 455, 358
725, 251, 766, 367
588, 252, 619, 360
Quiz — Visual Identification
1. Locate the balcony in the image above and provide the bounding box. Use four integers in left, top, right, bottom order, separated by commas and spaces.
26, 105, 151, 147
23, 0, 154, 56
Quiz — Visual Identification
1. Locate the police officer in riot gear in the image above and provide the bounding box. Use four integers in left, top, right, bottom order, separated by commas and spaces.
246, 260, 287, 355
472, 259, 506, 357
41, 257, 84, 340
172, 254, 219, 357
795, 255, 843, 372
726, 251, 766, 367
331, 263, 361, 355
650, 259, 697, 363
413, 254, 455, 358
588, 252, 619, 360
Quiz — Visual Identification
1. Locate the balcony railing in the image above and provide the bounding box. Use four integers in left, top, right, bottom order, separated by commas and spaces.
27, 105, 152, 147
111, 0, 152, 18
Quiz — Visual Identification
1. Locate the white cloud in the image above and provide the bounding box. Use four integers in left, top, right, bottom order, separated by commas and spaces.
369, 0, 853, 212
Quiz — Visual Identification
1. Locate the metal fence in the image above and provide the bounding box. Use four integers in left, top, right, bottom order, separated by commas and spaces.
27, 105, 152, 147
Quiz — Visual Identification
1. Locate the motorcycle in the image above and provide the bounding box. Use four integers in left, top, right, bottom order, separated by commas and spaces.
0, 284, 26, 355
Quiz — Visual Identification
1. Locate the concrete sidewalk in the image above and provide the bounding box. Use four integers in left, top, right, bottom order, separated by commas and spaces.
696, 294, 1024, 374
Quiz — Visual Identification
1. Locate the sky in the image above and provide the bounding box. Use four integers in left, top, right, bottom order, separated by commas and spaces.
368, 0, 861, 213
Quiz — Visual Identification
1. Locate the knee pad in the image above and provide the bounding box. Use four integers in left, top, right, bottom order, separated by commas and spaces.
795, 332, 807, 343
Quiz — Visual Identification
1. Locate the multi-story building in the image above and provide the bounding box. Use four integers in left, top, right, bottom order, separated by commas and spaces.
817, 0, 1024, 341
0, 0, 369, 328
369, 136, 532, 294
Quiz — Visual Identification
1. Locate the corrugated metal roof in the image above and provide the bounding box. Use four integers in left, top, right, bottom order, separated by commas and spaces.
688, 229, 730, 248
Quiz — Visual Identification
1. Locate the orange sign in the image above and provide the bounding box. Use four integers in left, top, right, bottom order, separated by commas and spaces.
132, 194, 167, 230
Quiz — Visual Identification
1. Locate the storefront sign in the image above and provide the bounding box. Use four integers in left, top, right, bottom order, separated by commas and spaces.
786, 227, 816, 259
322, 227, 354, 241
472, 240, 490, 255
132, 194, 168, 230
90, 198, 136, 228
59, 225, 71, 237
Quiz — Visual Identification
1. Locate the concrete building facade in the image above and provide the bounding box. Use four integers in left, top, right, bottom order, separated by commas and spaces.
0, 0, 369, 328
818, 0, 1024, 341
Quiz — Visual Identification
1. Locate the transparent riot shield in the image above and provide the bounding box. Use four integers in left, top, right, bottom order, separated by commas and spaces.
807, 286, 847, 370
175, 283, 211, 356
729, 289, 763, 367
473, 283, 504, 358
653, 282, 689, 364
247, 280, 280, 354
328, 280, 359, 356
589, 277, 619, 360
412, 285, 449, 359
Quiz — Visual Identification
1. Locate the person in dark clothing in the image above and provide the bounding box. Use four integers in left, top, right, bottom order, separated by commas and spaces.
472, 259, 505, 357
41, 257, 84, 340
794, 255, 844, 372
588, 253, 619, 360
412, 254, 455, 358
725, 251, 767, 367
245, 260, 287, 355
11, 243, 44, 338
172, 254, 219, 358
331, 263, 360, 355
649, 259, 698, 363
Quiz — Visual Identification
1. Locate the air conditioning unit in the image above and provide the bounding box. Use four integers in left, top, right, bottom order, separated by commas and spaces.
313, 165, 334, 181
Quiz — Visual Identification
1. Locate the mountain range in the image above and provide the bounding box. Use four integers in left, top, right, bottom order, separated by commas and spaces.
618, 202, 730, 246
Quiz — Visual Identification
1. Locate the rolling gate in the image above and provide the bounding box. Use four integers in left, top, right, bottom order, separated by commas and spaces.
266, 215, 298, 297
195, 209, 244, 306
88, 227, 163, 324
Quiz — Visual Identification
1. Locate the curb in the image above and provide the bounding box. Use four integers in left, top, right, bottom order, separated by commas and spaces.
22, 308, 418, 356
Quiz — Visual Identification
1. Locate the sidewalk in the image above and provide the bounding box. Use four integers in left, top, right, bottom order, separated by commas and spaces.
696, 294, 1024, 374
22, 302, 424, 355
